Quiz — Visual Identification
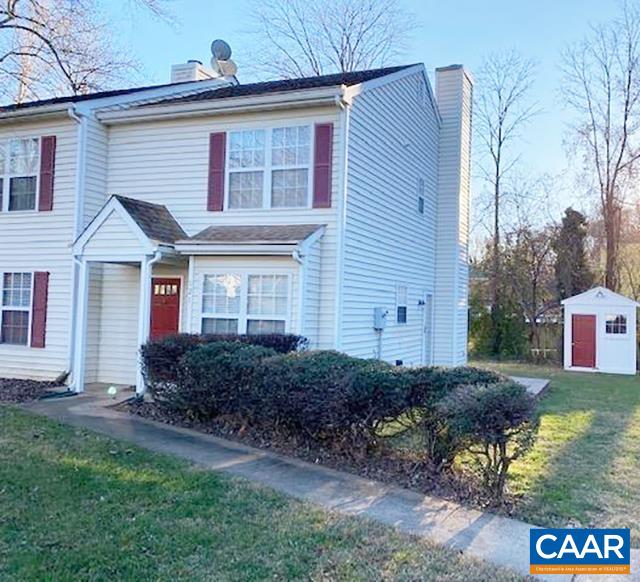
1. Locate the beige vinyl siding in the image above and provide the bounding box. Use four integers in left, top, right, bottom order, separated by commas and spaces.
81, 209, 144, 260
302, 238, 322, 347
340, 72, 439, 365
433, 67, 472, 366
84, 263, 104, 383
95, 264, 139, 385
0, 118, 77, 380
82, 116, 109, 227
105, 107, 342, 349
87, 263, 189, 386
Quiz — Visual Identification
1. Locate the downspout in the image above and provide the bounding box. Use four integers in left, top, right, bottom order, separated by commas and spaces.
292, 248, 306, 338
68, 105, 87, 237
136, 250, 163, 396
334, 94, 351, 351
67, 106, 87, 387
70, 254, 87, 393
186, 255, 195, 333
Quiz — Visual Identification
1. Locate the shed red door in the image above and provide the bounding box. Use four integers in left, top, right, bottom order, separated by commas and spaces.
150, 278, 181, 340
572, 314, 596, 368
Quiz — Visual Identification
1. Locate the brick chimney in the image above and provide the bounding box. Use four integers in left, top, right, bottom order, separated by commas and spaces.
170, 60, 219, 83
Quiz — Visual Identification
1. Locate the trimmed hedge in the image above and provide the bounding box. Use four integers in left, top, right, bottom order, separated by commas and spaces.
252, 351, 409, 444
175, 342, 277, 417
141, 333, 307, 397
140, 338, 539, 500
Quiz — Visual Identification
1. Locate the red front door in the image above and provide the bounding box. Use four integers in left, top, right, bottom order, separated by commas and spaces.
572, 314, 596, 368
150, 278, 181, 340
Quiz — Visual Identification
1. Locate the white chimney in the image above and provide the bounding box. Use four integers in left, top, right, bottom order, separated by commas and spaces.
432, 64, 474, 367
170, 60, 219, 83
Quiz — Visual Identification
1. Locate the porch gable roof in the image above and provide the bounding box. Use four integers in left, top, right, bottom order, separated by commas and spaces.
113, 195, 187, 245
73, 195, 186, 259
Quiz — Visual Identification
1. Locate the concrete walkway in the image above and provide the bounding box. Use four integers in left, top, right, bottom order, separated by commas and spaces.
511, 376, 551, 398
23, 391, 636, 582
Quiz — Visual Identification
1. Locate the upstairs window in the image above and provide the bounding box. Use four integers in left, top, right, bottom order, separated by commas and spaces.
228, 130, 265, 209
0, 138, 39, 212
227, 125, 311, 210
396, 285, 408, 324
605, 314, 627, 334
1, 272, 32, 345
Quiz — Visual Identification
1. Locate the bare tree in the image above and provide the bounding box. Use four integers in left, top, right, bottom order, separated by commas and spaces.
1, 0, 169, 103
562, 1, 640, 292
474, 50, 539, 353
503, 226, 557, 352
247, 0, 415, 78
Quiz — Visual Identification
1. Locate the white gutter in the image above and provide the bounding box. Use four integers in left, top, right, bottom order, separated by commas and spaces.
97, 88, 342, 124
175, 243, 299, 256
0, 76, 235, 123
0, 102, 70, 123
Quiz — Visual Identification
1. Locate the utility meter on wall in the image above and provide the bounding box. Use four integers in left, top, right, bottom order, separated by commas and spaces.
373, 307, 389, 331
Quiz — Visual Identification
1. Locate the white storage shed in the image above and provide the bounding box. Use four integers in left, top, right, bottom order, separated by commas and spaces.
561, 287, 639, 375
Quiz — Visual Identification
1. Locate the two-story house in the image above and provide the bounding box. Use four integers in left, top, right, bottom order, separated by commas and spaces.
0, 58, 472, 394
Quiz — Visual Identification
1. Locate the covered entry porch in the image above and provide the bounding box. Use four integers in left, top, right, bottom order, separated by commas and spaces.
71, 195, 189, 394
70, 195, 326, 394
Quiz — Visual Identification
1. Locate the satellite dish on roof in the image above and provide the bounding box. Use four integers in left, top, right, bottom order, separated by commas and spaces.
212, 58, 237, 77
211, 39, 232, 61
210, 39, 236, 77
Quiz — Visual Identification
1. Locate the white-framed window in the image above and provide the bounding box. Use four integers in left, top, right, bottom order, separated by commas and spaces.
202, 272, 290, 334
1, 272, 32, 345
0, 137, 39, 212
226, 125, 312, 210
396, 285, 408, 324
417, 177, 425, 214
605, 314, 627, 335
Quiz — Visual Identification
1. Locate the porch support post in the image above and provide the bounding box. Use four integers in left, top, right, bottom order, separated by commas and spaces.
136, 252, 159, 395
71, 258, 89, 393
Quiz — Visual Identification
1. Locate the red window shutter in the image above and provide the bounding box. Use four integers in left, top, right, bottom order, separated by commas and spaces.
207, 132, 226, 211
38, 136, 56, 211
313, 123, 333, 208
31, 272, 49, 348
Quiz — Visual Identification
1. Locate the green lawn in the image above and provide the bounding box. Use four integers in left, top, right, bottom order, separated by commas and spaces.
0, 406, 525, 581
473, 360, 640, 540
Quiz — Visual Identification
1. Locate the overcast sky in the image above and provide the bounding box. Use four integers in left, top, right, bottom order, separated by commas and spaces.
108, 0, 623, 222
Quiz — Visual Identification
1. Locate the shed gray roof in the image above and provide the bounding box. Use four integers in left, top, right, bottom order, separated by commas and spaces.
180, 224, 324, 245
114, 195, 187, 244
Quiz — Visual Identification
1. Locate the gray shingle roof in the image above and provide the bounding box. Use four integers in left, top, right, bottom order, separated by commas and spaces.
114, 195, 187, 244
142, 65, 415, 107
0, 64, 416, 114
180, 224, 324, 244
0, 80, 201, 113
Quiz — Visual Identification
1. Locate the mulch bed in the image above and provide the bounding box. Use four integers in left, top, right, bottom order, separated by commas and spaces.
121, 399, 518, 513
0, 378, 61, 403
